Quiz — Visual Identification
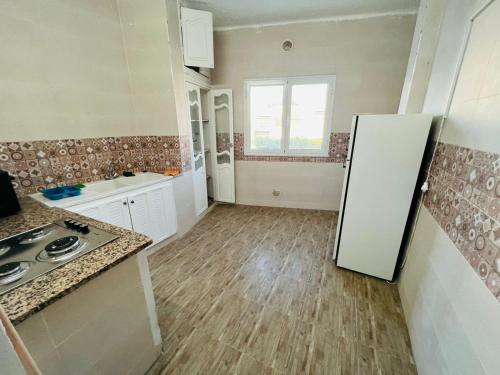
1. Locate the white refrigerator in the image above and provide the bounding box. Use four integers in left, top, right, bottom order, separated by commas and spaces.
333, 114, 432, 280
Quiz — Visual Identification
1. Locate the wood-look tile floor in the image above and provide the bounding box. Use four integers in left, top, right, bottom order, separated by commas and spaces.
147, 205, 416, 375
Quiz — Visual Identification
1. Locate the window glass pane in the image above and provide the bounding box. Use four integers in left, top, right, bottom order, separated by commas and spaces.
289, 83, 328, 150
249, 85, 283, 151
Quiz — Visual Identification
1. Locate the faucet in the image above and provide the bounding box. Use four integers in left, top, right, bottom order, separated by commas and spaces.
105, 160, 119, 180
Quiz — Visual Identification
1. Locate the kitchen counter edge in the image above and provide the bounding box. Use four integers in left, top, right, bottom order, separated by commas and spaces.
0, 197, 152, 324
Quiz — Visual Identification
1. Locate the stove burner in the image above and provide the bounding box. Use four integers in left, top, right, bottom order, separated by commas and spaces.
0, 262, 21, 277
37, 237, 86, 263
0, 245, 11, 257
0, 219, 118, 295
19, 228, 50, 245
45, 236, 80, 255
0, 261, 29, 285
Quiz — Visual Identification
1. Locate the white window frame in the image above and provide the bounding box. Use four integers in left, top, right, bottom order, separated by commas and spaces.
244, 75, 336, 157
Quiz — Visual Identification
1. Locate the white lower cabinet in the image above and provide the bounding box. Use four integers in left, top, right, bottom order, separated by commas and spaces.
69, 181, 177, 244
127, 183, 177, 242
75, 196, 133, 231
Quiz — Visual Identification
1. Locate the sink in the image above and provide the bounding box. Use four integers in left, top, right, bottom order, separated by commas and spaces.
85, 173, 168, 192
86, 179, 128, 193
31, 172, 171, 208
118, 173, 167, 186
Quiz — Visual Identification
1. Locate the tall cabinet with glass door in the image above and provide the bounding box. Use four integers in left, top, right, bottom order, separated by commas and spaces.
185, 77, 235, 216
186, 83, 209, 215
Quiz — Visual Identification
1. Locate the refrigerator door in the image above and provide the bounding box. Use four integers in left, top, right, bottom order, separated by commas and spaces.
335, 114, 432, 280
332, 115, 358, 260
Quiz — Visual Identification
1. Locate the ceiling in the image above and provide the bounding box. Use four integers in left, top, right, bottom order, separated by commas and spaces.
182, 0, 419, 29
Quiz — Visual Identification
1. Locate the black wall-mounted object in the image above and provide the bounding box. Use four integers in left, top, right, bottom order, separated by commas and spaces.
0, 169, 21, 218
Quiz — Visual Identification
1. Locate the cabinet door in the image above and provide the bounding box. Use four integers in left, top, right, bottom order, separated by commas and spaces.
187, 83, 209, 215
127, 192, 150, 238
101, 198, 133, 231
68, 196, 132, 231
209, 89, 235, 203
181, 7, 214, 68
127, 183, 177, 243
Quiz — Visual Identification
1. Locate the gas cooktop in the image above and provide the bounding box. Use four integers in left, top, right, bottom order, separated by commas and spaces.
0, 218, 119, 295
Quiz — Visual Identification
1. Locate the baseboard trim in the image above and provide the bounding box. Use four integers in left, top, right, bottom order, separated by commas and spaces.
235, 197, 337, 210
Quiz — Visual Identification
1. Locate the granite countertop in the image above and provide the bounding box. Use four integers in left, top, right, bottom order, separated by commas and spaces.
0, 197, 153, 325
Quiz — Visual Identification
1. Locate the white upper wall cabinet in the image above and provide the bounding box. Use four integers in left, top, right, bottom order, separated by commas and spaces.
181, 7, 214, 68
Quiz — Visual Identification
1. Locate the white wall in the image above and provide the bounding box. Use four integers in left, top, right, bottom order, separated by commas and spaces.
441, 0, 500, 153
398, 0, 448, 114
235, 161, 345, 210
212, 15, 416, 209
398, 1, 500, 374
0, 0, 135, 141
400, 208, 500, 374
117, 0, 179, 136
422, 0, 476, 114
213, 15, 416, 134
0, 0, 179, 142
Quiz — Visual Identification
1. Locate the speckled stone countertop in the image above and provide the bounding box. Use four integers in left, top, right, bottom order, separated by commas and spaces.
0, 197, 152, 325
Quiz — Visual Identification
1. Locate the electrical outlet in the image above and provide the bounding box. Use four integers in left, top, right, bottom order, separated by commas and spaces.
272, 189, 280, 197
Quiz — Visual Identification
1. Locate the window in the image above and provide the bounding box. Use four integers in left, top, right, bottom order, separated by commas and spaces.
245, 76, 335, 156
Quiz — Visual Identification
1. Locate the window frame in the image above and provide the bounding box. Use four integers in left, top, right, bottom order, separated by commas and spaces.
244, 75, 336, 157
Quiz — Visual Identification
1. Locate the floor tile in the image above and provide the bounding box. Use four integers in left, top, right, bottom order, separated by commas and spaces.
160, 328, 241, 375
235, 354, 275, 375
148, 204, 415, 375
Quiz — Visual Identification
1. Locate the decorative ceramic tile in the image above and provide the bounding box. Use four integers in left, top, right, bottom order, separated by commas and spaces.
0, 136, 183, 197
179, 134, 192, 172
233, 132, 350, 163
216, 133, 231, 153
424, 142, 500, 300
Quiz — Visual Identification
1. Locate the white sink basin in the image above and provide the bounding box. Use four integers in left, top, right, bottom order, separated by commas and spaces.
119, 173, 166, 185
86, 179, 129, 193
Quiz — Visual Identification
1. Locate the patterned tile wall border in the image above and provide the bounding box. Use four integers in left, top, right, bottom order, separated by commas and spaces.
216, 133, 231, 153
179, 134, 192, 172
233, 132, 350, 163
0, 136, 186, 197
423, 142, 500, 301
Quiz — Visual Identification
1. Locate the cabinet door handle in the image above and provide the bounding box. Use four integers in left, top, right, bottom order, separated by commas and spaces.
130, 200, 135, 204
123, 201, 127, 205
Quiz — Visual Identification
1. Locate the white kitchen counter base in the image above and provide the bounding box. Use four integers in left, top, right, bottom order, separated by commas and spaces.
31, 173, 178, 245
15, 255, 161, 375
31, 173, 173, 209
